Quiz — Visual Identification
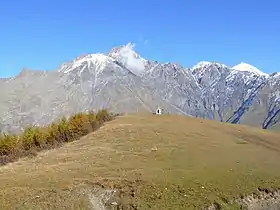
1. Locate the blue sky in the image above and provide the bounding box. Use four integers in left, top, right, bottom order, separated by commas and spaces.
0, 0, 279, 77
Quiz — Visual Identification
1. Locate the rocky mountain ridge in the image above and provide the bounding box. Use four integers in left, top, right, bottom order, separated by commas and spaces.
0, 43, 279, 133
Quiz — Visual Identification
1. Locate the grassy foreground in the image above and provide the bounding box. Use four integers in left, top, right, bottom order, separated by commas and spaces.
0, 114, 280, 209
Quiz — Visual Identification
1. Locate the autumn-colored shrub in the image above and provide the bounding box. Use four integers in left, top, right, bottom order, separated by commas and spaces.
96, 109, 114, 123
0, 109, 114, 165
21, 127, 43, 150
68, 113, 90, 139
0, 133, 19, 156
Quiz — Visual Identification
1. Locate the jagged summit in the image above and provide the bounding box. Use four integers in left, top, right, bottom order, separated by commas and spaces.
107, 43, 147, 76
56, 44, 272, 78
191, 61, 228, 71
191, 61, 270, 77
57, 43, 148, 76
58, 53, 114, 74
108, 43, 141, 58
232, 62, 268, 76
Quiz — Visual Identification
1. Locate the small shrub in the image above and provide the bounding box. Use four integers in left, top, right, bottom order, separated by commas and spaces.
88, 111, 98, 132
96, 109, 113, 123
21, 126, 43, 150
0, 109, 114, 166
54, 117, 72, 143
0, 133, 19, 155
67, 113, 89, 139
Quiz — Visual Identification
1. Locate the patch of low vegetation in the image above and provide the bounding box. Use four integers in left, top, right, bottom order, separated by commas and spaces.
0, 109, 114, 165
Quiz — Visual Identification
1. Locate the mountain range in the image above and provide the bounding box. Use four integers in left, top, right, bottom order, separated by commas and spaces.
0, 43, 279, 133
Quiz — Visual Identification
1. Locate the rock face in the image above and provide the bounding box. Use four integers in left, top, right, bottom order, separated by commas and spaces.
0, 43, 279, 133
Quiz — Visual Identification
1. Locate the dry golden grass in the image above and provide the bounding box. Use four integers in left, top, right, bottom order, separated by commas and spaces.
0, 114, 280, 209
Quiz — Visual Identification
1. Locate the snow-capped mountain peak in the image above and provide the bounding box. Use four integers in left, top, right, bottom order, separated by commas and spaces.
191, 61, 212, 70
107, 43, 147, 76
109, 43, 141, 58
58, 53, 114, 74
191, 61, 228, 71
232, 62, 268, 76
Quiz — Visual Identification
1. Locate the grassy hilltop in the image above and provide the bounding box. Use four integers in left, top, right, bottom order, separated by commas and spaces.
0, 113, 280, 209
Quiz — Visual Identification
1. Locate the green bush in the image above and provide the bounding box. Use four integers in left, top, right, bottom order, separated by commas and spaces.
0, 110, 114, 165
